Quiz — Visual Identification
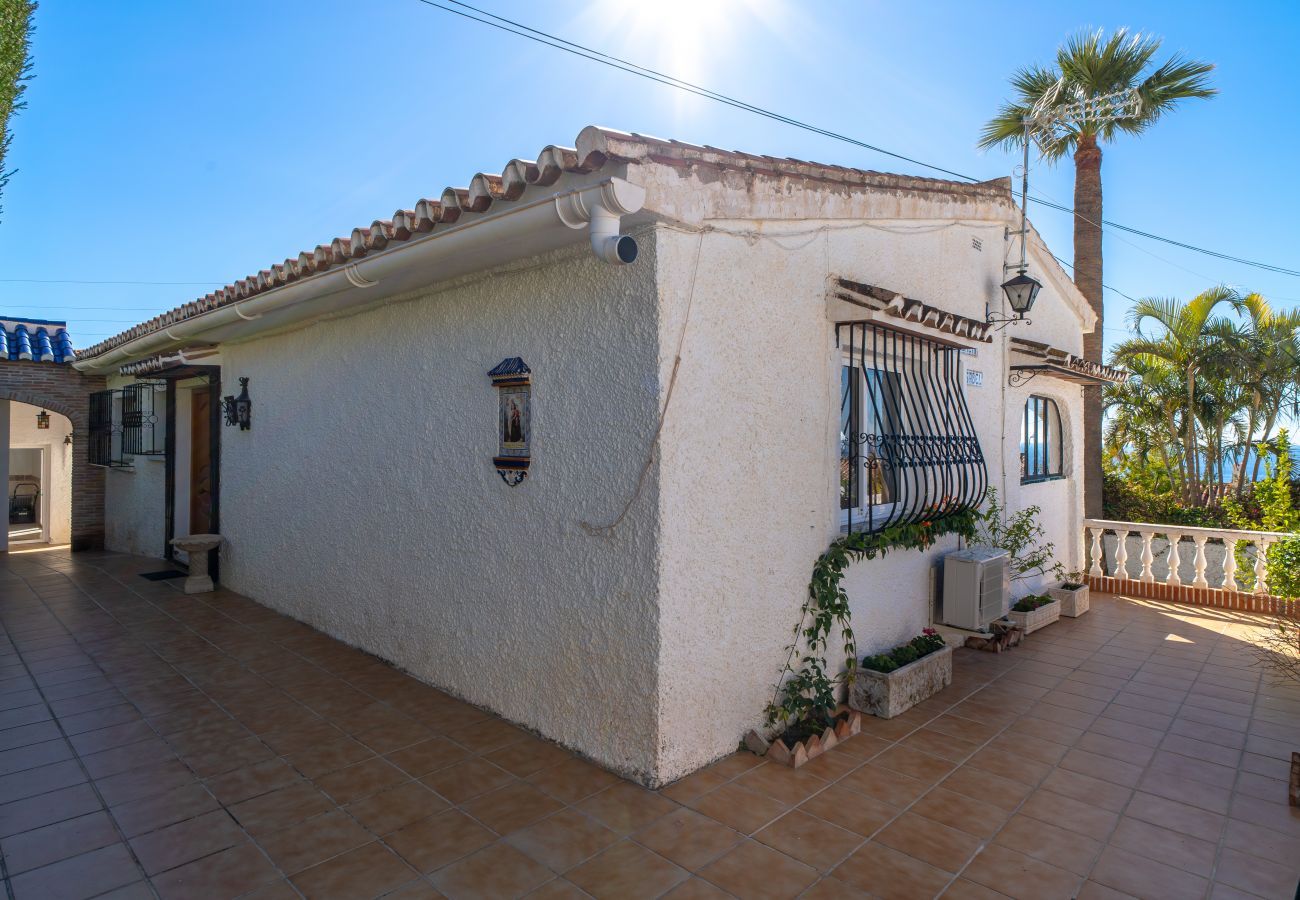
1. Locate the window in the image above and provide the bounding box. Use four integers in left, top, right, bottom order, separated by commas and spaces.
838, 322, 987, 532
1021, 395, 1063, 482
88, 382, 164, 467
88, 390, 120, 467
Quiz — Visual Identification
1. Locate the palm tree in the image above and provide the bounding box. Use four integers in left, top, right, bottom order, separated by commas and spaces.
979, 28, 1216, 516
1103, 357, 1188, 492
1228, 294, 1300, 492
1111, 286, 1241, 503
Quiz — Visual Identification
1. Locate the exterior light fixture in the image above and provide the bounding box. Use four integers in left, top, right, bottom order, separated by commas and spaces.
35, 409, 50, 429
222, 378, 252, 431
64, 432, 73, 446
1001, 272, 1042, 317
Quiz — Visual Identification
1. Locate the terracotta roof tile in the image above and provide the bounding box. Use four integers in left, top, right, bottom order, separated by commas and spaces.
78, 126, 1011, 362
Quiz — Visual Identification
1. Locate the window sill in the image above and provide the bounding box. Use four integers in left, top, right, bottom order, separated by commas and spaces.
1021, 474, 1066, 485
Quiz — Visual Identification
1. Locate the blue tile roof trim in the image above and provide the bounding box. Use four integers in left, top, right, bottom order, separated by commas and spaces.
488, 357, 531, 378
0, 319, 76, 363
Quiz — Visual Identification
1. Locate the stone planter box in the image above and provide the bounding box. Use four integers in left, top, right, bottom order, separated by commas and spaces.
747, 707, 861, 769
1049, 583, 1090, 617
1009, 598, 1061, 634
849, 646, 953, 719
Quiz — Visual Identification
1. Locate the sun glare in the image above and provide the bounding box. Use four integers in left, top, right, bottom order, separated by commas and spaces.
589, 0, 788, 93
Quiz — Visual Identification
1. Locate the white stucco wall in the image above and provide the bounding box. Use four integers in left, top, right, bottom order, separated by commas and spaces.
95, 158, 1091, 786
215, 243, 665, 782
643, 162, 1090, 781
8, 401, 73, 544
103, 375, 168, 557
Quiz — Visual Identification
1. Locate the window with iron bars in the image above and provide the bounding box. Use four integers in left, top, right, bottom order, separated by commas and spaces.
1020, 394, 1063, 482
838, 322, 987, 533
89, 383, 165, 467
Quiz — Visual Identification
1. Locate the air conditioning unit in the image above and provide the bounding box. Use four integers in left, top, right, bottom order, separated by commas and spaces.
941, 547, 1010, 631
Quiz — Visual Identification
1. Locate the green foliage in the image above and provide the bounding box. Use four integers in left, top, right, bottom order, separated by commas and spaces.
1225, 432, 1300, 591
0, 0, 36, 219
1102, 469, 1232, 528
860, 629, 948, 674
1012, 594, 1053, 613
973, 488, 1064, 584
1266, 536, 1300, 601
766, 509, 980, 730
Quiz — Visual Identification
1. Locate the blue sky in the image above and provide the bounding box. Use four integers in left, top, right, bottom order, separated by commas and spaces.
2, 0, 1297, 351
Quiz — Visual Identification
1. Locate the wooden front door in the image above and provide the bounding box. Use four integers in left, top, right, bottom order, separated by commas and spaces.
190, 390, 212, 534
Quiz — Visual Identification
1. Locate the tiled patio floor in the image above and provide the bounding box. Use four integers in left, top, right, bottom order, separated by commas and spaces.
1, 551, 1298, 900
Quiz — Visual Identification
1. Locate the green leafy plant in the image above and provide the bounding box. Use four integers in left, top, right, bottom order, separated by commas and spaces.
1060, 570, 1087, 590
1266, 536, 1300, 601
973, 488, 1065, 584
1012, 594, 1054, 613
860, 629, 948, 674
765, 509, 980, 733
1225, 432, 1298, 590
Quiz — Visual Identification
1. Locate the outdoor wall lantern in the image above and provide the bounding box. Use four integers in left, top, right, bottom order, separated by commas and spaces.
1000, 271, 1042, 317
222, 377, 252, 431
64, 431, 73, 446
35, 409, 50, 429
489, 357, 530, 487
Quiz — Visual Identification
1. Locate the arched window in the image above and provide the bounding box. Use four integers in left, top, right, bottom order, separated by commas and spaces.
1021, 395, 1063, 482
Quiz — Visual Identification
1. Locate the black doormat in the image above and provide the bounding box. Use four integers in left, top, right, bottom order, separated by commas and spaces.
139, 570, 187, 581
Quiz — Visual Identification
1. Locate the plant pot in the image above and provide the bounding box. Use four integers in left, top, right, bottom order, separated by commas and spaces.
849, 646, 953, 719
1049, 583, 1089, 617
748, 706, 862, 769
1009, 598, 1061, 634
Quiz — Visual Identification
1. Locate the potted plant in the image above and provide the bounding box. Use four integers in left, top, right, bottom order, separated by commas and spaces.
746, 674, 861, 768
1049, 570, 1090, 617
849, 629, 952, 719
1008, 593, 1060, 634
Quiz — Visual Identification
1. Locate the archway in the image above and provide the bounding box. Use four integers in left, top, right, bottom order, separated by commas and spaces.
7, 402, 73, 546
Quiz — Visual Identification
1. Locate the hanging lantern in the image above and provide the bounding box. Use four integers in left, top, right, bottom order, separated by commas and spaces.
35, 409, 50, 429
1000, 272, 1042, 318
222, 378, 252, 431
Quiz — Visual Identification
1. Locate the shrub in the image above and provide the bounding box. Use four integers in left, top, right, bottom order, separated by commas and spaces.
861, 629, 947, 673
1012, 594, 1053, 613
1266, 535, 1300, 600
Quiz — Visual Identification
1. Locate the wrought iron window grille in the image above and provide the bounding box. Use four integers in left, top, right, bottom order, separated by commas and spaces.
1020, 394, 1063, 483
88, 389, 129, 468
838, 322, 987, 534
122, 382, 166, 456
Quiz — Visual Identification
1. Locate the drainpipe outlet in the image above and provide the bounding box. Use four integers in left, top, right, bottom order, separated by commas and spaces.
555, 178, 646, 266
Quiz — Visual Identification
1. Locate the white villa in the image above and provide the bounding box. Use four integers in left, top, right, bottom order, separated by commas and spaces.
68, 127, 1124, 786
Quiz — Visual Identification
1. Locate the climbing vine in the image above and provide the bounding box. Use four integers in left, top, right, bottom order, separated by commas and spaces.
765, 509, 980, 732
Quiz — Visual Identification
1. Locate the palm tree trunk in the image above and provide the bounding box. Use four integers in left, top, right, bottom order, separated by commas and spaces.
1186, 368, 1200, 504
1075, 134, 1105, 519
1235, 401, 1257, 498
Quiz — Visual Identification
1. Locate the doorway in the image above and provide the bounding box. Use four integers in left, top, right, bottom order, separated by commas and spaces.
166, 372, 220, 572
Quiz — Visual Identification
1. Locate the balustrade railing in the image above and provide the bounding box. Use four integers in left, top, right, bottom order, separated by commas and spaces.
1083, 519, 1296, 613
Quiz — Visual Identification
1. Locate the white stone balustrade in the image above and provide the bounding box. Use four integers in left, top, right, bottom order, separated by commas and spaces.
1084, 519, 1292, 596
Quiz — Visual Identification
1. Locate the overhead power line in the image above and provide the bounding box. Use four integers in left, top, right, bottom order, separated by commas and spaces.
416, 0, 1299, 281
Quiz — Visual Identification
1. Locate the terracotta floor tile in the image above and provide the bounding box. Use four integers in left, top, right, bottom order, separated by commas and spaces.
94, 759, 195, 807
874, 811, 980, 874
870, 744, 957, 785
508, 807, 620, 872
940, 764, 1033, 812
797, 782, 897, 837
657, 768, 730, 805
447, 718, 529, 755
633, 807, 743, 872
1040, 767, 1133, 812
523, 877, 590, 899
831, 840, 951, 900
697, 839, 817, 899
910, 787, 1010, 838
0, 757, 86, 802
431, 841, 555, 898
965, 746, 1051, 785
1137, 767, 1232, 815
291, 841, 418, 899
993, 813, 1101, 876
385, 737, 472, 778
1214, 845, 1300, 897
1109, 816, 1217, 878
462, 780, 565, 835
897, 726, 982, 763
1089, 844, 1209, 900
259, 809, 373, 874
348, 780, 448, 834
799, 875, 873, 898
205, 758, 300, 806
753, 809, 862, 872
109, 783, 221, 844
81, 736, 178, 779
314, 755, 410, 805
1018, 789, 1119, 842
229, 781, 334, 838
422, 757, 518, 805
0, 737, 74, 776
128, 808, 246, 875
262, 719, 346, 756
960, 843, 1082, 900
8, 842, 141, 900
685, 781, 788, 835
526, 756, 621, 804
986, 732, 1069, 766
575, 781, 676, 835
925, 713, 1006, 745
353, 718, 435, 755
286, 736, 375, 780
660, 877, 735, 899
0, 809, 121, 875
0, 782, 102, 837
732, 760, 829, 805
1220, 817, 1299, 868
386, 809, 498, 873
837, 762, 930, 808
484, 737, 575, 778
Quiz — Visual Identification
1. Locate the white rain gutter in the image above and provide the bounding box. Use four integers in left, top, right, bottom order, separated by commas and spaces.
75, 178, 646, 372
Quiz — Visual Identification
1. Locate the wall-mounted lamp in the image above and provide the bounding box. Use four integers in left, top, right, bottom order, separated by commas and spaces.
35, 409, 50, 429
222, 378, 252, 431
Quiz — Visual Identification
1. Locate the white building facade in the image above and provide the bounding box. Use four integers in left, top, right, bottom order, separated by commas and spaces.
74, 128, 1117, 786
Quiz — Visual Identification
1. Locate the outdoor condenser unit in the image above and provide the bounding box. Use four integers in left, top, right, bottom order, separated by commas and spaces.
941, 547, 1011, 631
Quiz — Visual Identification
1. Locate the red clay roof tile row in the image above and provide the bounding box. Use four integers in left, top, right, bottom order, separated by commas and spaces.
80, 127, 1009, 362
